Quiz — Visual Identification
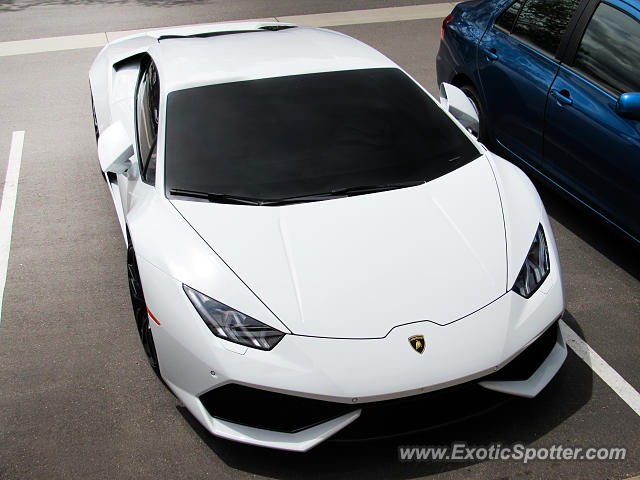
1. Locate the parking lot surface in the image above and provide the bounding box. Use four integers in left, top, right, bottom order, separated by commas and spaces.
0, 2, 638, 479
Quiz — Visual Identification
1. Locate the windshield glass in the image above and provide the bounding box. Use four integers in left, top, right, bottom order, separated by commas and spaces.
165, 68, 479, 201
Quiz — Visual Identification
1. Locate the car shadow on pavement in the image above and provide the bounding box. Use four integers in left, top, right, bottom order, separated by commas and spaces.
534, 180, 640, 282
175, 314, 593, 479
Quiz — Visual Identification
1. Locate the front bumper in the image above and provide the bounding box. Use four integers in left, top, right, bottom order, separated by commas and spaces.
138, 253, 565, 451
165, 319, 565, 451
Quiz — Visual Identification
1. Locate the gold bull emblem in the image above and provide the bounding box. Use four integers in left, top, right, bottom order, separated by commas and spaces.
408, 335, 426, 354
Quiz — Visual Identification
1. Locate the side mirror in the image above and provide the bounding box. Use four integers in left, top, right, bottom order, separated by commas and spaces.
98, 121, 133, 174
616, 92, 640, 121
439, 82, 479, 135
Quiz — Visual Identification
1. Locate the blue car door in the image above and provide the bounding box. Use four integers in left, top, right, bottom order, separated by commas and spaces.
543, 0, 640, 241
477, 0, 582, 168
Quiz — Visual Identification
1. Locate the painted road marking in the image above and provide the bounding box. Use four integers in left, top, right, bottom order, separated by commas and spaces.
0, 2, 456, 57
0, 33, 107, 57
560, 320, 640, 416
278, 3, 457, 27
0, 131, 25, 326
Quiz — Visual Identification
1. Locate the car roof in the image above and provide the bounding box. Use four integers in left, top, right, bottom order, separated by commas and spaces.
147, 25, 398, 94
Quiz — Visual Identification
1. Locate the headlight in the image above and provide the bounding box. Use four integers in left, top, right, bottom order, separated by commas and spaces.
512, 224, 550, 298
183, 284, 285, 350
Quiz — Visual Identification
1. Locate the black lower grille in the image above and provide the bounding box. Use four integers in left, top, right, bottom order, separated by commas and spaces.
333, 384, 510, 441
199, 384, 356, 433
199, 321, 559, 436
484, 320, 559, 382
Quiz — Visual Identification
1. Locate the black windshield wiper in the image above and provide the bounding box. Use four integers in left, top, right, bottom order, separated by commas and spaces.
261, 180, 427, 205
170, 180, 426, 207
328, 179, 426, 196
169, 188, 263, 206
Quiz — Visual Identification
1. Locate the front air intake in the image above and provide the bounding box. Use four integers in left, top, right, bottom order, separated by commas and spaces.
200, 384, 355, 433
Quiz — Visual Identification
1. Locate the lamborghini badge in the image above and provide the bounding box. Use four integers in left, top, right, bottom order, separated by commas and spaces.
409, 335, 426, 354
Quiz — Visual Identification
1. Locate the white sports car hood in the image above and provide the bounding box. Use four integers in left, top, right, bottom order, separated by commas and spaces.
171, 156, 507, 339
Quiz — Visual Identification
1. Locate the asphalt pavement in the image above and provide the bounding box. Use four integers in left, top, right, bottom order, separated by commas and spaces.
0, 2, 638, 479
0, 0, 439, 41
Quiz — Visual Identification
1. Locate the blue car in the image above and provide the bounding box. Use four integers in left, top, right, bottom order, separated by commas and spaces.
437, 0, 640, 244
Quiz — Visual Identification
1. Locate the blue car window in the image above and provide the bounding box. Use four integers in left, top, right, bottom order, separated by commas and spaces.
574, 3, 640, 95
495, 0, 524, 32
511, 0, 581, 56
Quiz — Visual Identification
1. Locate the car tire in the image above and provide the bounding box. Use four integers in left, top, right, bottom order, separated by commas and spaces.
127, 242, 160, 374
460, 84, 490, 147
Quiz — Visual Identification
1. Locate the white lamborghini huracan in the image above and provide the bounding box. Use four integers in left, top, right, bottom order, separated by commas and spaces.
90, 22, 567, 451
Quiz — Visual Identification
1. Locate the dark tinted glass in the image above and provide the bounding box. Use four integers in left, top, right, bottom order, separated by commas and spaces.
495, 0, 523, 32
574, 3, 640, 94
165, 68, 479, 201
135, 61, 159, 184
512, 0, 580, 55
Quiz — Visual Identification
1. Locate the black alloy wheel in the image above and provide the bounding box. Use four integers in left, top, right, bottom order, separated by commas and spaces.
127, 243, 160, 373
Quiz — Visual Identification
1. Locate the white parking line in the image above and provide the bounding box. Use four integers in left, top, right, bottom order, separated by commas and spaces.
0, 131, 24, 326
560, 320, 640, 416
0, 2, 456, 57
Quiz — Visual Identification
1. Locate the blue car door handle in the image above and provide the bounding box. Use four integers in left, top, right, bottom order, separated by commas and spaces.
484, 48, 499, 61
550, 89, 573, 106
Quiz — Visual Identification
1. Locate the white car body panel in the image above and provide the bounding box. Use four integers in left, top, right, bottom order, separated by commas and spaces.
165, 377, 362, 452
139, 246, 564, 452
150, 28, 395, 94
479, 326, 567, 398
130, 196, 290, 334
90, 22, 566, 451
90, 22, 288, 131
485, 150, 559, 290
172, 157, 507, 338
140, 251, 563, 402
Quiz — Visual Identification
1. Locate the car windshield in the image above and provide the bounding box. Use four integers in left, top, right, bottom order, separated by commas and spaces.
164, 68, 480, 203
